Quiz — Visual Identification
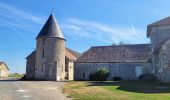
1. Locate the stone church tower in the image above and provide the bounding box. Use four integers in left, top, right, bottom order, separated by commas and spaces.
35, 13, 65, 81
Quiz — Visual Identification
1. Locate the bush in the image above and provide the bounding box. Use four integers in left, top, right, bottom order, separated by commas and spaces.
89, 68, 109, 81
20, 74, 26, 80
139, 74, 158, 82
112, 76, 122, 81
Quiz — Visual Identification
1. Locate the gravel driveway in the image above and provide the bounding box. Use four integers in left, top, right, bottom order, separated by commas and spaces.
0, 79, 70, 100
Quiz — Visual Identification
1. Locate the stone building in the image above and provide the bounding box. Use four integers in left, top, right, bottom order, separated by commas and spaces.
147, 17, 170, 82
75, 44, 152, 80
26, 13, 170, 82
0, 62, 9, 77
26, 13, 81, 81
74, 16, 170, 82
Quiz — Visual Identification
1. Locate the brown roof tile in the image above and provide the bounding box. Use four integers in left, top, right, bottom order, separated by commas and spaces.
77, 44, 151, 63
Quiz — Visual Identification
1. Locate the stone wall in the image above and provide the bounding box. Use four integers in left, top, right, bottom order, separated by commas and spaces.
150, 25, 170, 50
65, 58, 74, 80
35, 37, 65, 81
155, 39, 170, 82
68, 61, 74, 80
26, 54, 35, 79
74, 62, 152, 81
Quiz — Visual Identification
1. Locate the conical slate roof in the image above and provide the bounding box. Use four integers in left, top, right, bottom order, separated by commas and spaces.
36, 13, 64, 39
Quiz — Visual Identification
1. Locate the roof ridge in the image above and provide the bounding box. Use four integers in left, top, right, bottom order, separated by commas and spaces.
148, 16, 170, 27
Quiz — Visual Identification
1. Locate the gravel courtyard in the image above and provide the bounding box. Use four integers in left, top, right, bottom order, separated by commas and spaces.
0, 79, 69, 100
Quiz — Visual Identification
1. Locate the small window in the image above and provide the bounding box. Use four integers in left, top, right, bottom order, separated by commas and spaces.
42, 49, 45, 57
83, 72, 85, 78
43, 39, 45, 45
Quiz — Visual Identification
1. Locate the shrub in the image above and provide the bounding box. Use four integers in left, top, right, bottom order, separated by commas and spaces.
139, 74, 158, 82
112, 76, 122, 81
89, 68, 109, 81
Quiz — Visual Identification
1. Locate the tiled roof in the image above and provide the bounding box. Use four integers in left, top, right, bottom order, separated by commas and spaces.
148, 16, 170, 27
65, 48, 81, 61
77, 44, 151, 63
66, 48, 81, 58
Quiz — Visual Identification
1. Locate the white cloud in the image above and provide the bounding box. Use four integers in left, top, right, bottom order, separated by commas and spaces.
0, 2, 44, 25
61, 18, 150, 44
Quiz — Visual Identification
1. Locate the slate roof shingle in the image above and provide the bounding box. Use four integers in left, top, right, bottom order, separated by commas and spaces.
77, 44, 151, 63
36, 13, 64, 39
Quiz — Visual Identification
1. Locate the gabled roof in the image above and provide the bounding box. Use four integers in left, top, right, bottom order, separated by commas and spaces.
26, 50, 36, 59
0, 62, 9, 70
36, 13, 64, 39
77, 44, 151, 63
65, 48, 81, 61
66, 48, 81, 58
147, 16, 170, 37
148, 16, 170, 27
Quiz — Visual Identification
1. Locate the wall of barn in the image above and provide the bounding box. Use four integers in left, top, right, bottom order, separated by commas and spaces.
155, 39, 170, 82
65, 58, 74, 80
68, 61, 74, 80
74, 62, 152, 81
150, 25, 170, 50
26, 55, 35, 79
0, 64, 9, 77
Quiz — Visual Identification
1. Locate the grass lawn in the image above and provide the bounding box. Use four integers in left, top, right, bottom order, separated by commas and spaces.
8, 73, 24, 78
63, 81, 170, 100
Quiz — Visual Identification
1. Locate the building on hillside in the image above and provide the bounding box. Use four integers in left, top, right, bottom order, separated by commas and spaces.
75, 44, 152, 80
0, 62, 9, 77
26, 13, 81, 81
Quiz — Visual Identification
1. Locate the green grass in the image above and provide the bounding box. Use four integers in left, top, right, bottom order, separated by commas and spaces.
63, 81, 170, 100
8, 73, 24, 78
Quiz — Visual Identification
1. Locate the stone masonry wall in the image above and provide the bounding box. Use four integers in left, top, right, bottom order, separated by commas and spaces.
35, 38, 65, 81
74, 62, 152, 81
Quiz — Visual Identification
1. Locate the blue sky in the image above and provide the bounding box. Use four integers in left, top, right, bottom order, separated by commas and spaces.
0, 0, 170, 73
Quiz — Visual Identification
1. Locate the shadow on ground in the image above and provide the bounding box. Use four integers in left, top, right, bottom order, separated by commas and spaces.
0, 77, 21, 81
86, 81, 170, 93
0, 78, 68, 83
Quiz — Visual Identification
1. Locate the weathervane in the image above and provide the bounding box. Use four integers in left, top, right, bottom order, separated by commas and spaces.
51, 8, 54, 14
